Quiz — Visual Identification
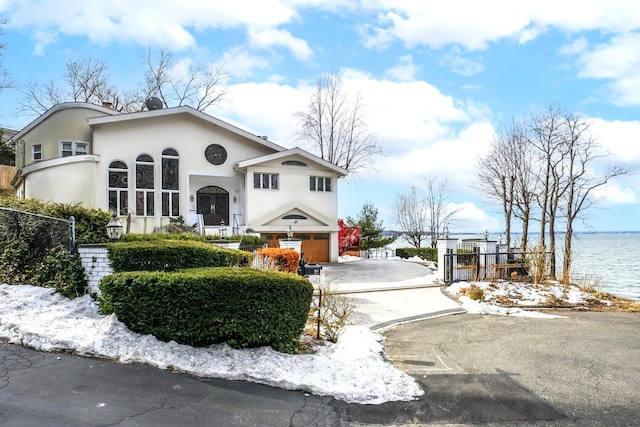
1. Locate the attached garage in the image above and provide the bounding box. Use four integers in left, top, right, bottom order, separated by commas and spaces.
263, 233, 330, 263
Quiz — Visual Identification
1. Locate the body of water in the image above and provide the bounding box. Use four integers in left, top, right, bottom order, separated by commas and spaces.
388, 232, 640, 301
565, 233, 640, 301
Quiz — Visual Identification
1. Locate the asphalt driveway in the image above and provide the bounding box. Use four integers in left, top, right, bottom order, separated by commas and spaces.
377, 311, 640, 426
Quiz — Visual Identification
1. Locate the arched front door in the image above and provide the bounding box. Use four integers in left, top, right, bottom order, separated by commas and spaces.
196, 186, 229, 226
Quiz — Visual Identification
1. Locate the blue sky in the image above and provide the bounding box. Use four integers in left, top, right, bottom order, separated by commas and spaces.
0, 1, 639, 233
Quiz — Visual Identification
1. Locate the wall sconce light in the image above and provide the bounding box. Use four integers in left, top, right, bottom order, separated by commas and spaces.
106, 211, 123, 241
287, 225, 294, 240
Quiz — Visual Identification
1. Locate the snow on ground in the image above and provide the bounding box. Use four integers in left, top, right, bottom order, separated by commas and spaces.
446, 280, 611, 318
0, 284, 422, 404
0, 266, 610, 404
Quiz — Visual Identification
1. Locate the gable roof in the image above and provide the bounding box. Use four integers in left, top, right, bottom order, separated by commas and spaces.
9, 102, 119, 143
236, 147, 348, 177
87, 105, 287, 153
251, 202, 338, 230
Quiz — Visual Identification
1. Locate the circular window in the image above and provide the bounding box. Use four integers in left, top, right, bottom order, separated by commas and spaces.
204, 144, 228, 165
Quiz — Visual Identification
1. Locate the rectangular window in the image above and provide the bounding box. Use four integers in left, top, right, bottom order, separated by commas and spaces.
108, 190, 128, 215
61, 142, 73, 157
32, 144, 42, 161
162, 191, 180, 217
136, 191, 154, 216
60, 141, 89, 157
253, 173, 279, 190
310, 176, 332, 192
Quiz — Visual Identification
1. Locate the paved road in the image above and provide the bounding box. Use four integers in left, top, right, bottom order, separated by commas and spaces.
380, 311, 640, 426
0, 342, 347, 427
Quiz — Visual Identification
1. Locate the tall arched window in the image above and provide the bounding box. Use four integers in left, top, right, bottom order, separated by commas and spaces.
136, 154, 154, 216
161, 148, 180, 217
108, 161, 128, 215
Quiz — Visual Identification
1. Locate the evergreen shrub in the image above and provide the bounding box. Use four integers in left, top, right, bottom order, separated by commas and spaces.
107, 240, 253, 272
99, 267, 313, 353
395, 247, 437, 261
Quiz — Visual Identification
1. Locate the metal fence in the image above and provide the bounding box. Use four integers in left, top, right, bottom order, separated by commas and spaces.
443, 248, 550, 283
0, 207, 75, 253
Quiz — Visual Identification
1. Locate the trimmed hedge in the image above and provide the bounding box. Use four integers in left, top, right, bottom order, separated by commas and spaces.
257, 248, 300, 274
395, 247, 437, 261
107, 240, 253, 272
120, 233, 243, 242
99, 267, 313, 353
0, 196, 112, 244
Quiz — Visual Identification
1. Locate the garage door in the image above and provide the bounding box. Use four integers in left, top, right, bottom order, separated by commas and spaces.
263, 233, 330, 263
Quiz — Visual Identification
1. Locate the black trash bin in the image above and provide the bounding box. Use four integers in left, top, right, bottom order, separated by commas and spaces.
303, 263, 323, 276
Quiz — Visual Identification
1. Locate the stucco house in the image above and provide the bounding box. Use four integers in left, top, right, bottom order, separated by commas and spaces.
9, 102, 347, 262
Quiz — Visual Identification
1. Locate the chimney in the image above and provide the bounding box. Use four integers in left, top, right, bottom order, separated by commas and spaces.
102, 102, 113, 109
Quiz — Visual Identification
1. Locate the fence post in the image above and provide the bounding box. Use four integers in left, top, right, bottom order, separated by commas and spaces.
316, 288, 322, 340
69, 216, 76, 256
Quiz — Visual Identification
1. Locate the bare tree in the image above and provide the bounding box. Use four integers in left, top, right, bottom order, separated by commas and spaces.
423, 175, 461, 248
475, 122, 520, 252
142, 48, 227, 111
294, 73, 381, 172
393, 187, 429, 248
18, 56, 125, 115
559, 113, 629, 284
528, 104, 565, 249
17, 49, 227, 117
0, 18, 13, 94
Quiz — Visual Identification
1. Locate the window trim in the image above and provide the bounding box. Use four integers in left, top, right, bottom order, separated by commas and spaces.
310, 176, 332, 192
32, 144, 42, 161
253, 172, 279, 190
136, 154, 155, 216
59, 140, 89, 157
108, 160, 128, 215
161, 148, 180, 217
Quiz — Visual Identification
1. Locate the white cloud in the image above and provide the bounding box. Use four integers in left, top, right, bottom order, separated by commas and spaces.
590, 118, 640, 164
356, 1, 640, 50
218, 47, 272, 79
451, 201, 502, 233
570, 33, 640, 105
384, 55, 419, 81
3, 0, 296, 51
247, 27, 313, 61
437, 48, 484, 76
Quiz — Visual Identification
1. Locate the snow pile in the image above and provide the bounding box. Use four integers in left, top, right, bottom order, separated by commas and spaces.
0, 284, 422, 404
447, 280, 610, 318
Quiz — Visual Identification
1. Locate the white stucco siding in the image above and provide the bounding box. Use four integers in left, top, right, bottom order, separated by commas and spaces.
91, 112, 278, 232
16, 106, 112, 168
23, 157, 98, 206
244, 165, 339, 227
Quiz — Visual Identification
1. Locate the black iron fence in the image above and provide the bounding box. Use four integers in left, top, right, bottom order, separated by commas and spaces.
443, 247, 550, 283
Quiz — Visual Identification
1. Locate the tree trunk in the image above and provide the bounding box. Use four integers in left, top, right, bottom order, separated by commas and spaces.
548, 212, 557, 280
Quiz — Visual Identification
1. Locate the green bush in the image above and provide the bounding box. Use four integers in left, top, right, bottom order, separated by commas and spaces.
120, 232, 244, 242
0, 197, 96, 297
107, 240, 253, 272
99, 267, 313, 353
0, 238, 88, 297
395, 247, 437, 261
0, 196, 112, 244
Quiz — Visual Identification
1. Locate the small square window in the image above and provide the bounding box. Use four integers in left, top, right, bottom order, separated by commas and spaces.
32, 144, 42, 161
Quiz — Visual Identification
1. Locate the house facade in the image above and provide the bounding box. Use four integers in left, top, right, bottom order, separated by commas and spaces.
10, 102, 347, 262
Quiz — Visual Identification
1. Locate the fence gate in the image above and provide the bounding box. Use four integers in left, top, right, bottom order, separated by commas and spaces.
443, 247, 543, 284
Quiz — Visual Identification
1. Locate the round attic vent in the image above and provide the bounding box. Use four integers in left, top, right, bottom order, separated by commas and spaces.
145, 97, 163, 110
